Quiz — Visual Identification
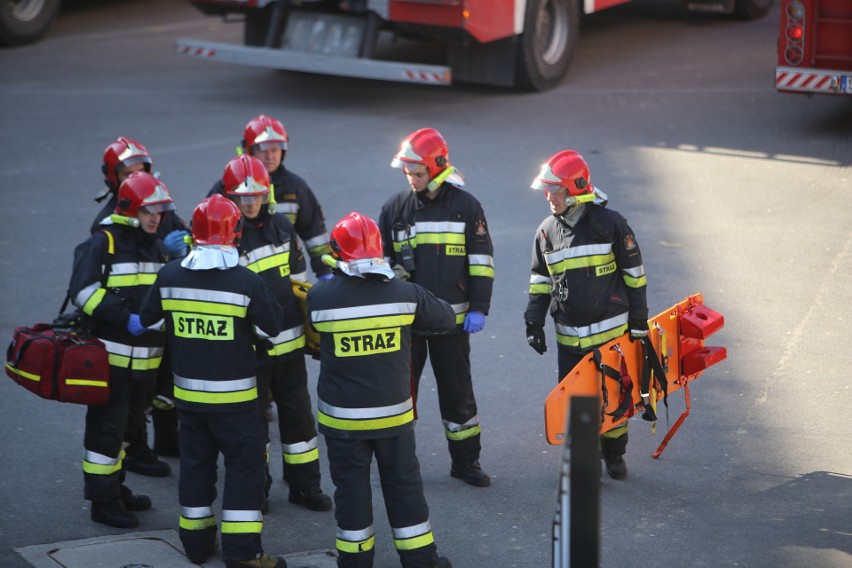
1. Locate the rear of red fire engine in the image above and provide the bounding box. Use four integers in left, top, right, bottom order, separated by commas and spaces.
180, 0, 773, 91
776, 0, 852, 96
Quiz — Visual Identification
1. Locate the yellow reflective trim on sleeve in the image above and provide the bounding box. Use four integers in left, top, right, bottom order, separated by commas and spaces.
445, 424, 481, 441
174, 385, 258, 405
469, 266, 494, 278
221, 521, 263, 535
394, 531, 435, 551
313, 315, 415, 333
108, 353, 130, 367
247, 252, 289, 274
179, 516, 217, 531
162, 299, 248, 318
529, 283, 552, 295
283, 448, 319, 465
623, 274, 647, 288
82, 288, 107, 316
106, 273, 158, 287
337, 535, 375, 554
318, 408, 414, 431
268, 335, 306, 357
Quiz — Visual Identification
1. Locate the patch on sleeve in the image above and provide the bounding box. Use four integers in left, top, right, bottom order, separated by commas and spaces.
474, 220, 488, 237
623, 234, 637, 251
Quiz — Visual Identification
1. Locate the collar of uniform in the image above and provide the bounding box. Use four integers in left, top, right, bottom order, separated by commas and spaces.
181, 245, 240, 270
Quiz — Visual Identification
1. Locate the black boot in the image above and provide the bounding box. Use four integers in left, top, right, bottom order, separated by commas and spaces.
450, 460, 491, 487
121, 485, 152, 512
434, 557, 453, 568
124, 442, 172, 477
91, 499, 139, 529
601, 433, 628, 480
289, 484, 332, 511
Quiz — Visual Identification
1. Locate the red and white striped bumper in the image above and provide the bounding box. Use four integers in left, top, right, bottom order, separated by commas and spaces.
776, 66, 852, 96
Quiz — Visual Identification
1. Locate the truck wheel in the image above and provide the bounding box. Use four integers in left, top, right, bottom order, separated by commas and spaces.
515, 0, 579, 91
734, 0, 773, 19
0, 0, 61, 46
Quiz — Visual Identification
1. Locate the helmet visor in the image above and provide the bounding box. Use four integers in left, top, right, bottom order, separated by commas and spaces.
530, 178, 564, 193
139, 201, 176, 214
251, 141, 287, 152
390, 156, 422, 170
230, 194, 269, 206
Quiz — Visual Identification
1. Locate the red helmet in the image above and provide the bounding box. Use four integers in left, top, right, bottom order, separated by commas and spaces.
115, 172, 175, 218
222, 155, 270, 203
531, 150, 595, 201
192, 194, 243, 246
391, 128, 450, 179
102, 137, 153, 191
242, 114, 289, 151
330, 211, 383, 262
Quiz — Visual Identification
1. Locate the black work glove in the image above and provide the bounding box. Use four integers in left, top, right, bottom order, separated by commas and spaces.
629, 318, 649, 341
526, 322, 547, 355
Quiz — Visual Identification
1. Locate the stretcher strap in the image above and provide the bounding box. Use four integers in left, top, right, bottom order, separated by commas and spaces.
593, 348, 634, 422
638, 336, 669, 422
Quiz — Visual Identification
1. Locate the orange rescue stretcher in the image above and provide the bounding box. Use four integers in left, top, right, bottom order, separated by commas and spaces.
543, 293, 726, 458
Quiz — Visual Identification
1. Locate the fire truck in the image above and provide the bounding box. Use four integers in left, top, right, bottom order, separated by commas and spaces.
178, 0, 773, 91
775, 0, 852, 96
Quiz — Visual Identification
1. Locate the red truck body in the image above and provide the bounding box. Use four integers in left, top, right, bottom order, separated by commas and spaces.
776, 0, 852, 96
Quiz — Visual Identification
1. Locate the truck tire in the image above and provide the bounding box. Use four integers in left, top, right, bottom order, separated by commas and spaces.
515, 0, 579, 91
0, 0, 61, 46
734, 0, 773, 19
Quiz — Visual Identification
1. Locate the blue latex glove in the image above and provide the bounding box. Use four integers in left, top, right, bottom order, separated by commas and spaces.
317, 273, 333, 281
163, 230, 190, 258
463, 311, 486, 334
127, 313, 146, 336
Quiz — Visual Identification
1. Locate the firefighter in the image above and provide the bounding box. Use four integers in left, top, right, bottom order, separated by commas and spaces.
208, 114, 333, 282
95, 137, 189, 474
68, 171, 172, 528
378, 128, 494, 488
138, 195, 287, 568
307, 212, 454, 568
220, 154, 332, 512
524, 150, 649, 480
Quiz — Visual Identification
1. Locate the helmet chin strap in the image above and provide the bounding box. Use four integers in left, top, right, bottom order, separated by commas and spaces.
426, 166, 455, 192
110, 214, 140, 228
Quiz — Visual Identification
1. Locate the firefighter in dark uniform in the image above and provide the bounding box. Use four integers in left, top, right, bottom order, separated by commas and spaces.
307, 212, 454, 568
68, 171, 172, 528
378, 128, 494, 488
220, 154, 332, 512
524, 150, 649, 480
139, 195, 287, 568
94, 137, 189, 474
208, 114, 333, 282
